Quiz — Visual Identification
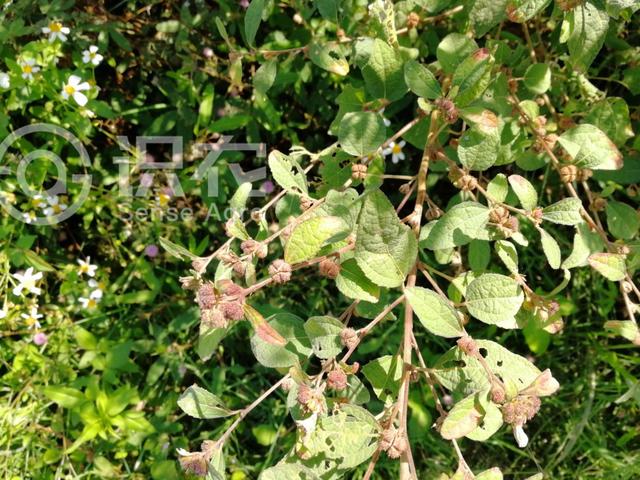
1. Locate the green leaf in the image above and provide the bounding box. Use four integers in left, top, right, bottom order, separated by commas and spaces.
542, 198, 583, 225
562, 223, 604, 269
433, 340, 542, 395
466, 394, 503, 441
338, 111, 386, 157
588, 253, 626, 281
284, 216, 347, 264
523, 63, 551, 94
244, 0, 265, 47
496, 240, 519, 274
440, 393, 483, 440
23, 249, 55, 272
506, 0, 551, 22
268, 150, 308, 195
316, 0, 339, 21
606, 0, 640, 18
405, 287, 464, 338
584, 98, 634, 147
230, 182, 252, 214
335, 258, 380, 303
423, 202, 490, 250
458, 123, 501, 171
605, 201, 640, 240
539, 228, 561, 269
508, 174, 538, 210
260, 464, 320, 480
309, 42, 349, 76
250, 313, 312, 368
253, 59, 277, 96
476, 467, 504, 480
177, 385, 233, 419
567, 1, 609, 71
159, 237, 197, 261
469, 240, 491, 271
604, 320, 640, 343
404, 60, 442, 99
436, 34, 478, 74
362, 355, 403, 402
304, 316, 344, 359
355, 38, 407, 101
468, 0, 508, 37
558, 124, 622, 170
451, 49, 494, 107
197, 325, 228, 361
283, 405, 379, 475
487, 173, 509, 203
465, 273, 524, 326
43, 386, 86, 408
354, 191, 418, 288
196, 84, 215, 132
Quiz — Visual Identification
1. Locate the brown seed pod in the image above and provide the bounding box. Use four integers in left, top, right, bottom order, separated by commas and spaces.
340, 327, 359, 349
318, 257, 341, 279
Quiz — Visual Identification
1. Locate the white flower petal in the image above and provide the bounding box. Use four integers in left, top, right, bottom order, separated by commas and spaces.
76, 81, 90, 91
514, 426, 529, 448
73, 92, 88, 106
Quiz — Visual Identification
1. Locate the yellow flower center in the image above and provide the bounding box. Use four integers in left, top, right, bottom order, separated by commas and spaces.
392, 144, 402, 154
23, 65, 32, 74
52, 204, 62, 214
79, 264, 89, 273
88, 299, 97, 308
49, 22, 62, 32
65, 85, 76, 95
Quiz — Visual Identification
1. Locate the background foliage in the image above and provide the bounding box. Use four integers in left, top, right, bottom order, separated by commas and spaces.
0, 0, 639, 479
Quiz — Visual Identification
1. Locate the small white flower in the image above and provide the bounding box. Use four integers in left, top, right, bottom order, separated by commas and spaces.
382, 140, 406, 164
19, 59, 40, 81
21, 306, 43, 329
78, 257, 98, 277
88, 279, 104, 299
43, 195, 68, 216
42, 21, 70, 42
0, 72, 9, 89
61, 75, 90, 106
0, 307, 7, 319
79, 296, 100, 309
513, 425, 529, 448
31, 194, 46, 209
22, 211, 37, 223
12, 267, 43, 296
82, 45, 103, 66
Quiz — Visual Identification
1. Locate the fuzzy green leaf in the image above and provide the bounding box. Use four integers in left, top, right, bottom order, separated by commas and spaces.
588, 253, 626, 281
508, 174, 538, 210
285, 216, 347, 264
304, 316, 344, 359
558, 124, 622, 170
405, 286, 464, 338
335, 258, 380, 303
465, 273, 524, 326
268, 150, 308, 195
605, 201, 640, 240
404, 60, 442, 99
567, 2, 609, 71
354, 191, 418, 288
539, 228, 561, 269
542, 198, 583, 225
177, 385, 233, 419
338, 111, 386, 157
423, 202, 490, 250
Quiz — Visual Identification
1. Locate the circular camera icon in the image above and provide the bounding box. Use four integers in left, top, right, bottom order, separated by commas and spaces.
0, 123, 92, 226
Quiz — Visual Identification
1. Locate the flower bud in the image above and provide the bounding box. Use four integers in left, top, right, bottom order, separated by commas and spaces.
351, 163, 368, 181
269, 259, 292, 284
340, 327, 358, 349
327, 369, 348, 390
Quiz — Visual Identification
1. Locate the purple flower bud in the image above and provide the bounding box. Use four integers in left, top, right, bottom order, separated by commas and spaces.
145, 244, 160, 258
202, 47, 214, 58
239, 0, 250, 8
140, 173, 154, 188
33, 332, 48, 345
261, 180, 275, 194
